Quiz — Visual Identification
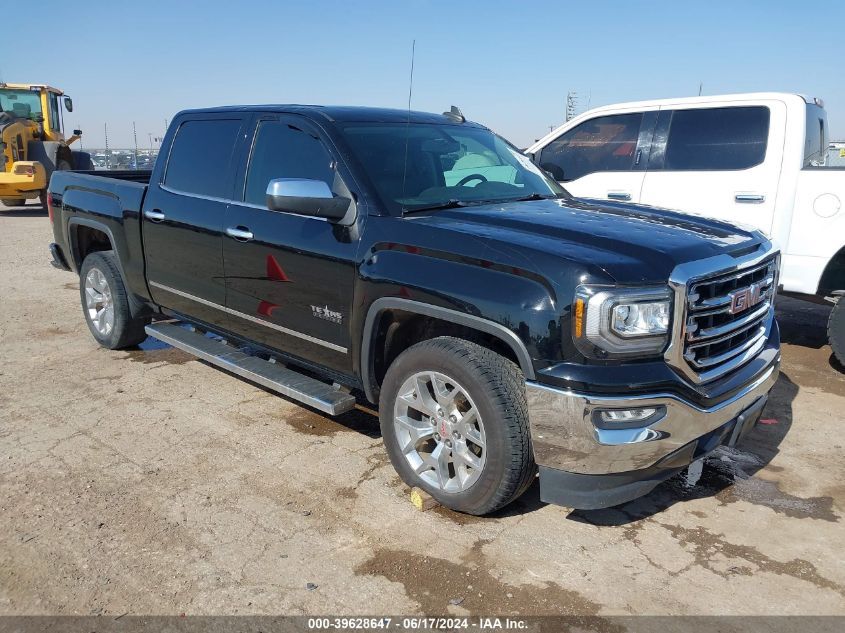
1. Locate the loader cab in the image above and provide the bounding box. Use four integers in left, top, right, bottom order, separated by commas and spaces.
0, 84, 74, 143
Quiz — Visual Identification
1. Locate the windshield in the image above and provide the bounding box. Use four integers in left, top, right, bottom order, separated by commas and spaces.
340, 122, 566, 213
0, 89, 43, 120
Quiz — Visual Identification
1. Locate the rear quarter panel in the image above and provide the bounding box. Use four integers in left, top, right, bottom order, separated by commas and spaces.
50, 172, 150, 300
782, 168, 845, 294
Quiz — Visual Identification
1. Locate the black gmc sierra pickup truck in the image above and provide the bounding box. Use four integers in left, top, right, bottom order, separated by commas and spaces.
48, 105, 781, 514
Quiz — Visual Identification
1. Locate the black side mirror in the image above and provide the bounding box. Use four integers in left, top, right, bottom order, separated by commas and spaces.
73, 129, 83, 136
64, 97, 74, 112
265, 178, 351, 221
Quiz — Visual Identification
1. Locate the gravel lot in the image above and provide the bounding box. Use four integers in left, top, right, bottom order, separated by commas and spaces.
1, 201, 843, 617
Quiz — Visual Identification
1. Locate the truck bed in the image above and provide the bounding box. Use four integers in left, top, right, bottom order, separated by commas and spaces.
71, 170, 153, 183
49, 169, 152, 288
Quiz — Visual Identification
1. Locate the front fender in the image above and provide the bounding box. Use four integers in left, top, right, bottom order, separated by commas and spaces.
355, 247, 566, 401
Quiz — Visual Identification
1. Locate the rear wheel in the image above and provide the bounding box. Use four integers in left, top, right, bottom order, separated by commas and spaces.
79, 251, 149, 349
379, 337, 535, 515
1, 199, 26, 207
828, 297, 845, 367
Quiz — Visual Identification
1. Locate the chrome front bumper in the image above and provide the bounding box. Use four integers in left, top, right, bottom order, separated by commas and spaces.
525, 358, 780, 476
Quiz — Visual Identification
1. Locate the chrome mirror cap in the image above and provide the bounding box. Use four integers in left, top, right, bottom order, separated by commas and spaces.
265, 178, 350, 220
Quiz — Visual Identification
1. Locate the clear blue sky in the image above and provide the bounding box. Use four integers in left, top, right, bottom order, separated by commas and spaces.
5, 0, 844, 148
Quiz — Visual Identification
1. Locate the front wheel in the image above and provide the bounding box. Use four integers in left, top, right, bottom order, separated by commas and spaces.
829, 297, 845, 367
379, 337, 535, 515
79, 251, 149, 349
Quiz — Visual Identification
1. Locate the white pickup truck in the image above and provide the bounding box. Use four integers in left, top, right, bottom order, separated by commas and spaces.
526, 92, 845, 364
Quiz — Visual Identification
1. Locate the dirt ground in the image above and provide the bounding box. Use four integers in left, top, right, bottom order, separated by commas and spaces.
1, 201, 843, 617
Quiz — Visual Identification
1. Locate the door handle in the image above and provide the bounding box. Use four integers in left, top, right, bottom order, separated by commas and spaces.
225, 226, 254, 242
607, 191, 632, 201
144, 209, 166, 222
735, 194, 765, 204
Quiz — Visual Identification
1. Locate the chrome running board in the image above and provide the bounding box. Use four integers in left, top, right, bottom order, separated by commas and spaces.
144, 322, 356, 416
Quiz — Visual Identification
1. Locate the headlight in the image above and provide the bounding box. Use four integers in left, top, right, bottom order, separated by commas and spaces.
573, 285, 672, 358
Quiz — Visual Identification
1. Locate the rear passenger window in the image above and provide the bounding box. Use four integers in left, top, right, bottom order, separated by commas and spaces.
244, 120, 336, 206
663, 106, 769, 171
164, 119, 241, 198
803, 104, 828, 168
539, 113, 643, 181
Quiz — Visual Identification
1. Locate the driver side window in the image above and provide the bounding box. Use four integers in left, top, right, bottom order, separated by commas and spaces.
244, 120, 336, 206
539, 113, 643, 182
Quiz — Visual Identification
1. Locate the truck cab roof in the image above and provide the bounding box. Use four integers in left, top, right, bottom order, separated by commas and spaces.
171, 104, 487, 127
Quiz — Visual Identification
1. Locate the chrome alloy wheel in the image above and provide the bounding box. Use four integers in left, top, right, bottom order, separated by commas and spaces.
393, 371, 487, 493
84, 267, 115, 336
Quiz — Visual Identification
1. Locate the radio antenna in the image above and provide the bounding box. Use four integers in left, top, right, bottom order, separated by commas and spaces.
400, 39, 416, 213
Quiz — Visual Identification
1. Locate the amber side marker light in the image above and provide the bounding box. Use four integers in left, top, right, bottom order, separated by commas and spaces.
574, 298, 584, 338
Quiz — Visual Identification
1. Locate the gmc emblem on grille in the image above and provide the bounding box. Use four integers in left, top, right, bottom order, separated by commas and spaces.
729, 283, 765, 315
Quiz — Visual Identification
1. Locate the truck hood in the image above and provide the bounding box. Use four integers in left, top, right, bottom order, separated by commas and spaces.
406, 197, 766, 283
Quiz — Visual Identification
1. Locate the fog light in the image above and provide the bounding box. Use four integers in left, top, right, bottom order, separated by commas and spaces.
600, 408, 657, 422
593, 405, 666, 429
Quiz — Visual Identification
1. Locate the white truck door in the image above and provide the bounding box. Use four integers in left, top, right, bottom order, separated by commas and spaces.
639, 101, 787, 237
534, 109, 657, 204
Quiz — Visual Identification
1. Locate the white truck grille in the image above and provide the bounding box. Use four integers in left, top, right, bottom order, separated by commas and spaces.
682, 256, 778, 382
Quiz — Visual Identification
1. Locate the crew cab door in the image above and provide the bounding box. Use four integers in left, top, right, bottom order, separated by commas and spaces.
222, 114, 360, 374
142, 114, 247, 329
535, 109, 657, 203
639, 101, 786, 236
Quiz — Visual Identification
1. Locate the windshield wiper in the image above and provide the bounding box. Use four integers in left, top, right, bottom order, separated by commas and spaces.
403, 194, 559, 215
510, 193, 560, 202
403, 199, 468, 215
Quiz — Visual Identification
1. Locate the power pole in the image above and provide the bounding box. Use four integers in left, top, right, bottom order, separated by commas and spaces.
566, 91, 578, 122
148, 133, 153, 151
132, 121, 139, 169
104, 123, 110, 170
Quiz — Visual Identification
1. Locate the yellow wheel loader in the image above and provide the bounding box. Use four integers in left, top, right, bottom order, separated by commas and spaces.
0, 83, 92, 208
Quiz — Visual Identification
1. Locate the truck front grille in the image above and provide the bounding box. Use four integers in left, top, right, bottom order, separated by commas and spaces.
682, 256, 778, 382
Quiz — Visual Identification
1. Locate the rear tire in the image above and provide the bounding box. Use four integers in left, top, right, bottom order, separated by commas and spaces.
79, 251, 149, 349
379, 336, 535, 515
1, 199, 26, 207
828, 297, 845, 367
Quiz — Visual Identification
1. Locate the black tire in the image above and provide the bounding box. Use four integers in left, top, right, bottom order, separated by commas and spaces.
39, 190, 48, 209
79, 251, 149, 349
1, 198, 26, 207
828, 297, 845, 367
379, 336, 536, 515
